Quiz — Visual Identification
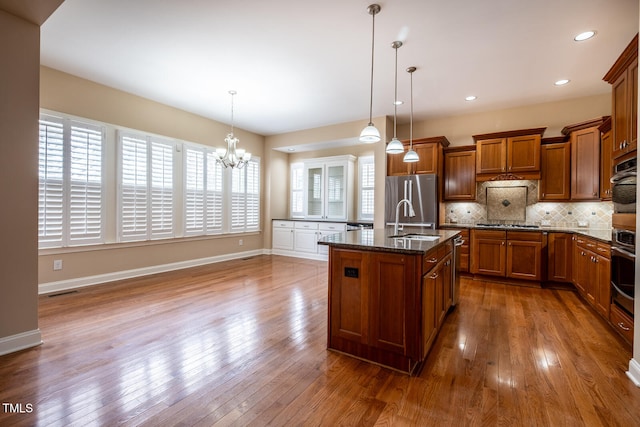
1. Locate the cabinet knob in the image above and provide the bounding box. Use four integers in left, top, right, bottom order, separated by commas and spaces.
430, 272, 439, 279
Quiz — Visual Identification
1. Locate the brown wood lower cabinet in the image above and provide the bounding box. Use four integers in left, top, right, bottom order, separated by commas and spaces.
547, 232, 573, 282
327, 240, 454, 374
470, 229, 544, 281
572, 235, 611, 318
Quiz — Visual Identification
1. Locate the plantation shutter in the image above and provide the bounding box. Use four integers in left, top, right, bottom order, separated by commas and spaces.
150, 140, 174, 238
68, 121, 104, 244
184, 147, 205, 235
38, 114, 104, 248
119, 134, 148, 241
206, 152, 224, 233
230, 158, 260, 232
38, 116, 65, 247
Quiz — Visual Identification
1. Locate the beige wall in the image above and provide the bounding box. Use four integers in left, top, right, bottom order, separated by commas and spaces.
398, 93, 611, 146
39, 67, 266, 286
0, 10, 41, 348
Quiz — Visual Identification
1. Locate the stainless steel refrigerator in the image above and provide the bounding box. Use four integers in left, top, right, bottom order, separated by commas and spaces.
385, 174, 438, 228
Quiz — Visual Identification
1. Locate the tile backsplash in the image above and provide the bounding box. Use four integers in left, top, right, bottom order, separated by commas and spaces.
444, 180, 613, 229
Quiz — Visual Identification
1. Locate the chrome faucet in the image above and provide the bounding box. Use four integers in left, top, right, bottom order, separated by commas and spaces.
394, 198, 415, 235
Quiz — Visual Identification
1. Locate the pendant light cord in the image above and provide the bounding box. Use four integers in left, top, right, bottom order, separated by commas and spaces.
393, 44, 398, 139
409, 70, 413, 149
367, 9, 376, 125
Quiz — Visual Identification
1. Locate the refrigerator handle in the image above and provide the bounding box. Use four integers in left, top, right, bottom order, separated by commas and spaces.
408, 180, 413, 216
403, 180, 408, 216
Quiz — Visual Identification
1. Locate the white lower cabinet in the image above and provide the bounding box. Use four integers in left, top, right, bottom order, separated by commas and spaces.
272, 220, 346, 260
272, 221, 294, 250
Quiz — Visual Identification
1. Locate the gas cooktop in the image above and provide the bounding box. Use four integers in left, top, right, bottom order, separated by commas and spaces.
476, 223, 540, 229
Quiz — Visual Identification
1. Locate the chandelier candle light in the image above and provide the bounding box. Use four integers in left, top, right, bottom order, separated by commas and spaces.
386, 41, 404, 154
359, 4, 382, 143
214, 90, 251, 169
403, 66, 419, 163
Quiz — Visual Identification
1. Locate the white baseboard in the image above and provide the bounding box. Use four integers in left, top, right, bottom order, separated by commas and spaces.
627, 358, 640, 387
271, 248, 329, 261
39, 249, 267, 295
0, 329, 42, 356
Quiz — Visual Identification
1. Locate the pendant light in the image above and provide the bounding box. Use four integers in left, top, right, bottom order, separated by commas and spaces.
359, 4, 381, 143
403, 66, 419, 163
386, 41, 404, 154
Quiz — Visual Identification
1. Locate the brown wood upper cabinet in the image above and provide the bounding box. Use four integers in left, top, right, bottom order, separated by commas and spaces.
604, 33, 638, 160
599, 117, 613, 200
562, 118, 608, 201
443, 146, 476, 201
473, 128, 545, 181
386, 136, 450, 176
540, 139, 571, 201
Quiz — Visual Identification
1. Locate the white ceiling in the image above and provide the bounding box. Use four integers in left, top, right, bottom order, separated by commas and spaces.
40, 0, 639, 137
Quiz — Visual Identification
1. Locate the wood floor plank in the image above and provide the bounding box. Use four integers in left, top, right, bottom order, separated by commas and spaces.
1, 256, 640, 426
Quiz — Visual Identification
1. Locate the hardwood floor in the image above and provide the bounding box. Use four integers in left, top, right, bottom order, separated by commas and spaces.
1, 255, 639, 426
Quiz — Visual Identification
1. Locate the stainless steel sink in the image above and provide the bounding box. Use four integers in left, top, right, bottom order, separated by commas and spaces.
392, 234, 440, 241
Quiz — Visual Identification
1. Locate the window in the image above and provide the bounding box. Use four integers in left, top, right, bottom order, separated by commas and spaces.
183, 145, 224, 236
290, 162, 304, 217
231, 158, 260, 232
39, 110, 261, 249
358, 156, 375, 221
118, 131, 175, 242
39, 114, 105, 248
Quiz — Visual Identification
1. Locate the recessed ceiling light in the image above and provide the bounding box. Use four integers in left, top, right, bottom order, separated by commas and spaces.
554, 79, 570, 86
287, 148, 296, 152
465, 95, 477, 101
574, 31, 596, 41
394, 100, 404, 105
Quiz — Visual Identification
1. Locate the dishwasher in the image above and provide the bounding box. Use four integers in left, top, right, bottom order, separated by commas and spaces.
451, 235, 464, 306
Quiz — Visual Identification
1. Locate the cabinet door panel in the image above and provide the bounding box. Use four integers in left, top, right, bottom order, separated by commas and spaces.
570, 127, 600, 200
508, 135, 541, 173
596, 255, 611, 318
612, 70, 629, 159
507, 240, 542, 281
387, 148, 410, 176
476, 138, 506, 174
548, 233, 572, 282
413, 143, 438, 175
444, 149, 476, 200
471, 235, 506, 276
540, 143, 570, 200
368, 253, 417, 356
330, 250, 368, 343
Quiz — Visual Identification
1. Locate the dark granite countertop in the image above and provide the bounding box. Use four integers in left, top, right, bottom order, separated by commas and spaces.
440, 223, 612, 244
317, 226, 461, 255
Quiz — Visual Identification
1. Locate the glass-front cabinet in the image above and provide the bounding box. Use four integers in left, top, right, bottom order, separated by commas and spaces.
303, 156, 354, 221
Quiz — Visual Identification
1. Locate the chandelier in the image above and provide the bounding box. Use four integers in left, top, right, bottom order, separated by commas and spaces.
214, 90, 251, 168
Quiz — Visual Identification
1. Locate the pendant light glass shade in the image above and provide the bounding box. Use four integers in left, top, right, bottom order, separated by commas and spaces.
360, 124, 381, 142
387, 138, 404, 154
360, 4, 381, 143
403, 66, 419, 163
386, 41, 404, 154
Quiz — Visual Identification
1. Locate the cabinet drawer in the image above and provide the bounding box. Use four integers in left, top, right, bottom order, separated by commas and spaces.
596, 243, 611, 258
273, 220, 294, 229
423, 248, 440, 272
507, 231, 542, 242
294, 222, 319, 230
319, 222, 346, 232
610, 304, 634, 343
473, 229, 506, 240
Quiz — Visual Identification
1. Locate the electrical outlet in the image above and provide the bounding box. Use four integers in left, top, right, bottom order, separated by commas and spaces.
239, 239, 244, 246
53, 259, 63, 271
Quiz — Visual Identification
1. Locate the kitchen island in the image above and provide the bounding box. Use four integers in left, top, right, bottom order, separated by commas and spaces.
318, 227, 461, 374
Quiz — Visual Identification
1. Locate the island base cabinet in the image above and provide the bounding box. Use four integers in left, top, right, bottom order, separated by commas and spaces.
327, 248, 421, 374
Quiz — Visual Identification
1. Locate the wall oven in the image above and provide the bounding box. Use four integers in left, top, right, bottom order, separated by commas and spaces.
611, 227, 635, 317
611, 156, 636, 213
